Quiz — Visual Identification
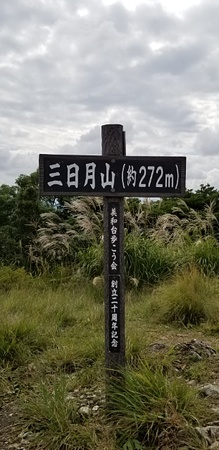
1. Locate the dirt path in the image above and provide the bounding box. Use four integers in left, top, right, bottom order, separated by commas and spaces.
0, 398, 20, 450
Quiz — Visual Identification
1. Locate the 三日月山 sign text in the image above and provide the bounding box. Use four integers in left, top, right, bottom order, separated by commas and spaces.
39, 155, 186, 197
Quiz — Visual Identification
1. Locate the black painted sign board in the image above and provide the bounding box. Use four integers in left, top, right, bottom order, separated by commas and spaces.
39, 124, 187, 371
108, 202, 120, 353
39, 154, 186, 197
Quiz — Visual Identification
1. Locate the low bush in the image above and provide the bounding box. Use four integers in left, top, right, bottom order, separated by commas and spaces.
0, 266, 32, 291
152, 267, 219, 326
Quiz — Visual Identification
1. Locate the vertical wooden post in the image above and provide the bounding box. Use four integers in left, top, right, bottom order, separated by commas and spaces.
102, 124, 126, 372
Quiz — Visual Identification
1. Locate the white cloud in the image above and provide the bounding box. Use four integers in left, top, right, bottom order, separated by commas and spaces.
207, 169, 219, 189
0, 0, 219, 192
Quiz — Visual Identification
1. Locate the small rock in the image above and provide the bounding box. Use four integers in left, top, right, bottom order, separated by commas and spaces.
174, 339, 216, 360
200, 384, 219, 399
87, 393, 97, 400
149, 342, 168, 352
196, 426, 211, 443
78, 406, 90, 415
66, 393, 75, 401
187, 379, 196, 385
208, 426, 219, 439
190, 351, 202, 361
92, 276, 103, 287
92, 405, 99, 412
196, 426, 219, 443
210, 442, 219, 449
9, 446, 26, 450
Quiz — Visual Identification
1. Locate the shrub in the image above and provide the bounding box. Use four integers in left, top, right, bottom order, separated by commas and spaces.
152, 267, 219, 326
0, 266, 32, 291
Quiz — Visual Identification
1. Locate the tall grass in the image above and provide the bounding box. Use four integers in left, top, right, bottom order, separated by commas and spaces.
0, 266, 33, 291
75, 234, 176, 286
0, 277, 104, 373
152, 267, 219, 326
151, 200, 217, 246
108, 361, 207, 449
125, 234, 175, 286
0, 321, 50, 367
191, 237, 219, 275
19, 377, 97, 450
77, 243, 104, 278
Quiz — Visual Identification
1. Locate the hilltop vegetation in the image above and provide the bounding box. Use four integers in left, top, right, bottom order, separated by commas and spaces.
1, 170, 219, 279
1, 268, 219, 449
1, 172, 219, 448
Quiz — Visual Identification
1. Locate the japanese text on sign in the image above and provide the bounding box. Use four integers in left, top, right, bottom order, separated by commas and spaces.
39, 155, 186, 197
109, 204, 120, 274
108, 202, 120, 352
109, 276, 120, 352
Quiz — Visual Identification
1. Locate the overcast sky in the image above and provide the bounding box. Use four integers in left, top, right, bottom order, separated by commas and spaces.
0, 0, 219, 190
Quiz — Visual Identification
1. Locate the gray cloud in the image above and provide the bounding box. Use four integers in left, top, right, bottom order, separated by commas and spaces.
0, 0, 219, 191
195, 127, 219, 156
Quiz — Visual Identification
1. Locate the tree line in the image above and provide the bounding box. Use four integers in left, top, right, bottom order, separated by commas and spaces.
1, 169, 219, 273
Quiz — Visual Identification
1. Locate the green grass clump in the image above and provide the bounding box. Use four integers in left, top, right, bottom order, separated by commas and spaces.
191, 238, 219, 275
19, 377, 97, 450
77, 243, 104, 278
0, 266, 32, 291
44, 332, 104, 379
108, 361, 207, 449
0, 321, 50, 367
125, 235, 175, 287
152, 267, 219, 326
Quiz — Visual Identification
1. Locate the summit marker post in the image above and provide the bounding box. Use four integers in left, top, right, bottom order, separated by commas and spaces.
102, 124, 126, 371
39, 124, 186, 374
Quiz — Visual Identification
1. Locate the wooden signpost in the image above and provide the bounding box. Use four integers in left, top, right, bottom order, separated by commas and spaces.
39, 124, 186, 372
